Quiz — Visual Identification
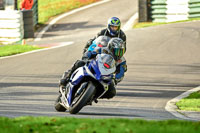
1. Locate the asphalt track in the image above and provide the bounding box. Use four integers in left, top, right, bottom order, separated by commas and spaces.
0, 0, 200, 120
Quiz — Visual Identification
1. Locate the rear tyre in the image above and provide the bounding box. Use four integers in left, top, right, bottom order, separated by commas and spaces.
54, 94, 66, 112
69, 82, 95, 114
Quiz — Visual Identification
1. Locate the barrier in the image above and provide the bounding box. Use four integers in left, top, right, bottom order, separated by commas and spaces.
149, 0, 189, 22
0, 10, 24, 44
189, 0, 200, 18
143, 0, 200, 22
32, 0, 38, 26
150, 0, 167, 22
22, 9, 34, 38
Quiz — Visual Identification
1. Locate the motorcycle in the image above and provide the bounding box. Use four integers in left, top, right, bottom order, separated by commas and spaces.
54, 53, 116, 114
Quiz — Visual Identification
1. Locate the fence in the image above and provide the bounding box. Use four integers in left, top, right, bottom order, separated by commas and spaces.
0, 10, 24, 44
139, 0, 200, 22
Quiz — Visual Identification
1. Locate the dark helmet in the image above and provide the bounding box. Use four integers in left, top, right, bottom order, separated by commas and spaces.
107, 17, 121, 36
107, 37, 125, 60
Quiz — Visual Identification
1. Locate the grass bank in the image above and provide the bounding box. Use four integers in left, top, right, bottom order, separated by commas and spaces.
176, 91, 200, 112
0, 117, 200, 133
18, 0, 99, 24
0, 45, 42, 57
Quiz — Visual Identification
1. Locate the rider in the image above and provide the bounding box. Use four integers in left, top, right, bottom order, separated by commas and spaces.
84, 37, 127, 83
60, 37, 127, 99
84, 37, 127, 98
83, 17, 126, 53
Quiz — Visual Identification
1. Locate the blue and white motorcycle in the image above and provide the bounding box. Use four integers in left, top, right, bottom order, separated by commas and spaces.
55, 53, 116, 114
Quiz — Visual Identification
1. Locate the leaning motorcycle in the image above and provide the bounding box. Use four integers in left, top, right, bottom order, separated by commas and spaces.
54, 53, 116, 114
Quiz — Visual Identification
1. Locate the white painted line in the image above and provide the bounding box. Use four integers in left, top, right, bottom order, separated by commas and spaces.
165, 86, 200, 120
122, 12, 138, 31
0, 41, 74, 60
35, 0, 111, 41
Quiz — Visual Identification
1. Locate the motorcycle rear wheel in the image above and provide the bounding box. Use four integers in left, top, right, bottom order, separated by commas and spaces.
69, 82, 95, 114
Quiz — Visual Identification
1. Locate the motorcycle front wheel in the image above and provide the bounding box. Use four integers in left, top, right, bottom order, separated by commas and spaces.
69, 82, 95, 114
54, 94, 66, 112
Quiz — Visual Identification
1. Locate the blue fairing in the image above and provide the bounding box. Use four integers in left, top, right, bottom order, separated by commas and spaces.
71, 67, 87, 86
88, 60, 101, 80
67, 61, 101, 105
67, 68, 87, 105
88, 41, 97, 51
67, 58, 113, 105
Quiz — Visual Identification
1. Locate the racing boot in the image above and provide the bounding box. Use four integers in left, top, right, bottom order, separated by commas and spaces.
59, 60, 86, 91
59, 70, 71, 92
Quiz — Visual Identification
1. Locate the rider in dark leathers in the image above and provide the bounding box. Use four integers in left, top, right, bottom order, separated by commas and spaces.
83, 17, 126, 53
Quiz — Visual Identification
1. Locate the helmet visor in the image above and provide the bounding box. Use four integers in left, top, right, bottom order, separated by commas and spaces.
110, 25, 119, 32
113, 48, 125, 59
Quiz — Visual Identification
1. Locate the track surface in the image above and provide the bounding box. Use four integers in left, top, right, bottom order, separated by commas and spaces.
1, 0, 200, 120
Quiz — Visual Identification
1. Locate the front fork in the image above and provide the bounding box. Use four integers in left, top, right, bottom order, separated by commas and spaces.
60, 82, 89, 108
59, 84, 72, 109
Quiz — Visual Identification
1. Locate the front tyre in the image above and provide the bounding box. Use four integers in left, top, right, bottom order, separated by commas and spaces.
54, 94, 66, 112
69, 82, 95, 114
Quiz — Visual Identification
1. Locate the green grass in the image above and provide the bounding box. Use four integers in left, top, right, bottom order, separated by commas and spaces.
134, 18, 200, 29
18, 0, 98, 24
0, 117, 200, 133
0, 45, 42, 57
176, 91, 200, 112
134, 22, 167, 28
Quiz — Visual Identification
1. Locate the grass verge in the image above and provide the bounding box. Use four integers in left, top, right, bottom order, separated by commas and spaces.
38, 0, 99, 24
176, 91, 200, 112
134, 18, 200, 29
0, 117, 200, 133
0, 45, 42, 57
17, 0, 99, 24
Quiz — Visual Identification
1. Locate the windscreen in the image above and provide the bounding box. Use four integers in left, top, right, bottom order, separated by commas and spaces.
100, 54, 115, 69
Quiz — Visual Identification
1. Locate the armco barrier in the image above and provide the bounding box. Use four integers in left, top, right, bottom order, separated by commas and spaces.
149, 0, 189, 22
188, 0, 200, 18
150, 0, 167, 22
0, 10, 24, 44
144, 0, 200, 22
